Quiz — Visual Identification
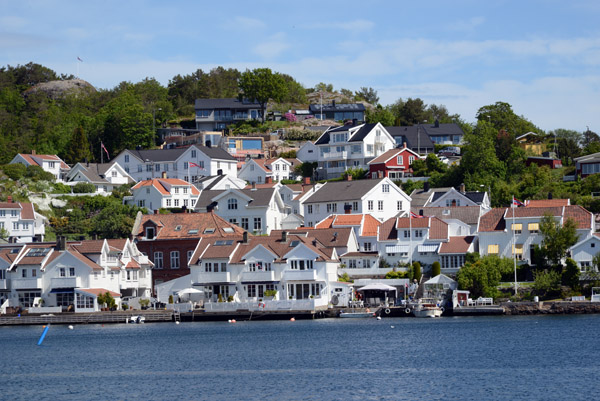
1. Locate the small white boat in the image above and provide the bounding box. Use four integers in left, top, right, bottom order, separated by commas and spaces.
339, 311, 376, 318
128, 315, 146, 324
410, 299, 443, 318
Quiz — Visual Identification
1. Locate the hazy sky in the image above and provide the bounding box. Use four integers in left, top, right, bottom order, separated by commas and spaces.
2, 0, 600, 131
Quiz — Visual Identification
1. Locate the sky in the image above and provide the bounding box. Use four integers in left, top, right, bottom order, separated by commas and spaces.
2, 0, 600, 131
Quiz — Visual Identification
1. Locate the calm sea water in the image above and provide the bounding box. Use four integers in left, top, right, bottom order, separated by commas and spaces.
1, 315, 599, 401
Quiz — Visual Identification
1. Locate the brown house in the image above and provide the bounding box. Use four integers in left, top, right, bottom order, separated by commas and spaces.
132, 211, 245, 291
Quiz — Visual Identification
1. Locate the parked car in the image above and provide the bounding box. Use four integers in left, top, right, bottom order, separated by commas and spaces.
438, 146, 461, 156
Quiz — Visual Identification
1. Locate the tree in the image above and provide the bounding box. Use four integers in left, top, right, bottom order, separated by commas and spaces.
365, 105, 395, 126
412, 261, 421, 281
314, 82, 333, 92
397, 98, 427, 126
456, 255, 513, 298
551, 129, 582, 165
238, 68, 287, 123
562, 258, 580, 290
73, 182, 96, 193
432, 261, 441, 277
0, 226, 9, 240
533, 269, 562, 298
65, 126, 92, 164
475, 101, 541, 137
538, 214, 579, 267
355, 87, 379, 104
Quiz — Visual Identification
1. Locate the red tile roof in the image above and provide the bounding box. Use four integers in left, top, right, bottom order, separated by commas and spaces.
138, 212, 244, 239
315, 214, 381, 237
526, 199, 570, 207
439, 236, 476, 254
19, 153, 70, 169
479, 206, 592, 231
132, 178, 200, 195
0, 202, 36, 220
396, 217, 448, 240
368, 147, 418, 165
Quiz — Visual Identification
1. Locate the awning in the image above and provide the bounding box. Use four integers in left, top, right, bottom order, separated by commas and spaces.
385, 245, 409, 253
418, 244, 439, 253
357, 284, 397, 293
50, 288, 74, 294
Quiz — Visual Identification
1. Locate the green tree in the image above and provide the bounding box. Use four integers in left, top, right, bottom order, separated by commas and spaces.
73, 182, 96, 193
562, 258, 580, 290
65, 126, 92, 164
456, 255, 513, 298
538, 214, 579, 266
365, 105, 395, 126
398, 98, 427, 126
412, 261, 421, 282
475, 101, 541, 137
238, 68, 287, 123
551, 129, 581, 165
461, 120, 506, 187
314, 82, 334, 92
533, 269, 562, 298
355, 87, 379, 104
280, 74, 306, 103
432, 261, 441, 277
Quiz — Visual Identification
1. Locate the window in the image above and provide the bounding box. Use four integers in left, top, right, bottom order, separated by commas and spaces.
307, 205, 313, 214
145, 227, 155, 239
397, 201, 403, 211
397, 156, 404, 166
170, 251, 180, 269
184, 162, 188, 170
191, 150, 197, 158
187, 250, 194, 265
146, 164, 152, 172
22, 269, 27, 278
488, 244, 499, 254
368, 201, 373, 211
174, 187, 179, 194
13, 222, 19, 230
382, 184, 390, 193
241, 218, 249, 230
352, 201, 359, 212
125, 155, 130, 163
155, 164, 160, 172
253, 217, 262, 231
228, 198, 238, 210
511, 223, 522, 234
378, 200, 384, 211
174, 199, 179, 207
409, 156, 415, 164
138, 200, 145, 207
290, 259, 314, 270
528, 223, 539, 233
164, 164, 169, 172
403, 230, 411, 238
11, 210, 17, 217
0, 210, 4, 216
154, 252, 163, 269
138, 165, 142, 173
69, 267, 75, 277
111, 171, 117, 178
363, 242, 372, 251
513, 244, 523, 260
348, 259, 356, 268
183, 187, 188, 194
59, 268, 65, 277
247, 285, 256, 298
166, 199, 172, 207
326, 203, 337, 213
414, 230, 423, 238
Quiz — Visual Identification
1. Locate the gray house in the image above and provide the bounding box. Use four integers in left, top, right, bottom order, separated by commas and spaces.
195, 98, 263, 131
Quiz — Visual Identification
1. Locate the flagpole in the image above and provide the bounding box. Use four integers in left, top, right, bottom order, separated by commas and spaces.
100, 141, 103, 164
409, 212, 412, 266
512, 196, 517, 296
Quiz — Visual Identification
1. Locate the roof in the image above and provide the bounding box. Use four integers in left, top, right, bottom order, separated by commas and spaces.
17, 153, 70, 169
385, 126, 435, 149
271, 227, 353, 249
72, 163, 134, 185
67, 245, 103, 271
138, 212, 244, 239
479, 205, 592, 232
315, 214, 381, 237
76, 288, 121, 298
348, 123, 378, 142
0, 202, 35, 220
430, 190, 485, 205
195, 188, 276, 210
409, 187, 453, 208
131, 178, 200, 196
424, 274, 457, 285
368, 147, 420, 165
194, 98, 261, 110
410, 206, 481, 225
525, 199, 570, 207
439, 236, 476, 254
126, 146, 236, 163
341, 251, 379, 258
395, 217, 448, 240
304, 179, 385, 203
308, 103, 366, 113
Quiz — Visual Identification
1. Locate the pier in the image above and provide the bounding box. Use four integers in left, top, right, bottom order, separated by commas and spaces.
0, 310, 174, 326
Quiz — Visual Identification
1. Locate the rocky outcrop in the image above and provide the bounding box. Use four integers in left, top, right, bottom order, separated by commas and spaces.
24, 79, 96, 99
502, 301, 600, 315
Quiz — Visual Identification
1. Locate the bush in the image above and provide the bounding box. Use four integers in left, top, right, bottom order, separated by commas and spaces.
562, 258, 580, 290
72, 182, 96, 193
25, 165, 55, 181
264, 290, 278, 297
385, 270, 408, 279
412, 262, 422, 281
533, 269, 562, 299
53, 182, 72, 194
1, 163, 27, 180
432, 261, 441, 277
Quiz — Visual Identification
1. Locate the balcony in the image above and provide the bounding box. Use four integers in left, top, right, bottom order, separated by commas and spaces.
233, 113, 249, 120
194, 271, 231, 284
0, 280, 9, 290
283, 269, 317, 281
50, 277, 81, 288
12, 278, 41, 290
241, 271, 276, 283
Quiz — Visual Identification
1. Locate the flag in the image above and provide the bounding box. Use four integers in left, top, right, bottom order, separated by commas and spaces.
77, 56, 83, 62
410, 211, 425, 218
189, 162, 204, 170
101, 142, 110, 160
512, 197, 524, 207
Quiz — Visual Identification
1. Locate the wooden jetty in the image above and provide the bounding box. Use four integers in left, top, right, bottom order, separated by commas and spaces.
0, 310, 174, 326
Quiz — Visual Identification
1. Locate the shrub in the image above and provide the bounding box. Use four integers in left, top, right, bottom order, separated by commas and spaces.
432, 261, 441, 277
264, 290, 278, 297
53, 182, 72, 194
533, 269, 562, 298
73, 182, 96, 193
168, 295, 174, 304
562, 258, 580, 290
412, 262, 422, 281
227, 295, 234, 302
25, 165, 55, 181
1, 163, 27, 180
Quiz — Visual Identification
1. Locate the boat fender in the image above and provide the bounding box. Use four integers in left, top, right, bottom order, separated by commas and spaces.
440, 307, 445, 313
385, 308, 391, 315
405, 308, 411, 314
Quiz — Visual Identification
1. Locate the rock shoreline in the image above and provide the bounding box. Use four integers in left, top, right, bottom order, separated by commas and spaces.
501, 301, 600, 315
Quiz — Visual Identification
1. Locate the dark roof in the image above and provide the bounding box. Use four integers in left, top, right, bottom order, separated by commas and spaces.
195, 188, 277, 210
74, 163, 133, 184
385, 126, 435, 149
409, 187, 454, 208
349, 123, 378, 142
127, 146, 235, 162
304, 179, 383, 203
194, 98, 261, 110
430, 190, 485, 205
308, 103, 366, 113
200, 146, 237, 161
410, 206, 481, 225
419, 122, 465, 137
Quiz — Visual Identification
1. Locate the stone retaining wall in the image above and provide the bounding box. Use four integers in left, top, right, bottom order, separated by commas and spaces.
502, 301, 600, 315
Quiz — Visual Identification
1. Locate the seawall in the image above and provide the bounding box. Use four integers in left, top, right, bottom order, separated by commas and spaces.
502, 301, 600, 315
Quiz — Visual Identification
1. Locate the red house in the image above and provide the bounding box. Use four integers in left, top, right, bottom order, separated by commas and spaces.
367, 146, 420, 179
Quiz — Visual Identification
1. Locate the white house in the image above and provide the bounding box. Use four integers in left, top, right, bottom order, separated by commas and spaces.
296, 141, 319, 163
65, 162, 135, 193
188, 232, 339, 312
314, 122, 396, 180
195, 187, 286, 235
125, 177, 201, 211
302, 177, 411, 228
10, 151, 70, 181
0, 199, 46, 243
238, 158, 295, 184
478, 205, 593, 265
112, 145, 238, 184
316, 213, 382, 253
571, 233, 600, 274
410, 184, 490, 210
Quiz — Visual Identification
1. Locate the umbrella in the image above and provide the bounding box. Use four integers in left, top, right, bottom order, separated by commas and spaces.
177, 288, 204, 301
357, 284, 397, 293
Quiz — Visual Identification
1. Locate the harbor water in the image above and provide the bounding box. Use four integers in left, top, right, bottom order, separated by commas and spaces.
2, 314, 599, 400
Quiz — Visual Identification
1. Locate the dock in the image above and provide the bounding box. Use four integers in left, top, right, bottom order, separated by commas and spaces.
451, 306, 505, 316
0, 310, 174, 326
181, 308, 332, 321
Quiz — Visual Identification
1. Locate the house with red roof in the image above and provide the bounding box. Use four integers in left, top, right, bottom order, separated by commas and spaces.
10, 151, 70, 181
367, 145, 421, 179
238, 157, 298, 184
0, 197, 47, 243
125, 176, 200, 211
478, 205, 593, 265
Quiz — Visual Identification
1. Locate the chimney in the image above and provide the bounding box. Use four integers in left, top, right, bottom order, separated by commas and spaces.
243, 231, 248, 243
57, 236, 66, 251
303, 176, 311, 185
346, 174, 353, 181
79, 235, 85, 241
206, 140, 211, 148
378, 171, 383, 179
312, 239, 317, 247
7, 196, 12, 203
403, 142, 407, 149
85, 158, 89, 167
265, 176, 273, 184
218, 169, 223, 176
162, 172, 167, 179
344, 203, 352, 214
424, 181, 430, 192
459, 183, 465, 193
435, 119, 440, 128
32, 150, 36, 155
281, 231, 288, 242
154, 210, 159, 215
207, 202, 217, 213
332, 100, 336, 107
251, 182, 257, 191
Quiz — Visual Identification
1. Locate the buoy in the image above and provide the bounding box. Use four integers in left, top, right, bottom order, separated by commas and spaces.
405, 308, 411, 314
385, 308, 391, 315
290, 317, 295, 322
376, 316, 381, 320
228, 320, 232, 323
175, 321, 180, 325
231, 319, 236, 323
68, 325, 74, 330
390, 326, 395, 329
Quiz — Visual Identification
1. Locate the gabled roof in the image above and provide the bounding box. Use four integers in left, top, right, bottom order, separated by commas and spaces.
368, 147, 420, 165
137, 212, 244, 239
409, 187, 454, 208
431, 189, 485, 205
479, 205, 593, 232
439, 236, 476, 254
0, 202, 35, 220
348, 123, 378, 142
308, 103, 366, 113
385, 126, 435, 149
77, 288, 121, 298
315, 214, 381, 237
395, 217, 448, 240
131, 178, 200, 195
304, 179, 387, 203
271, 227, 353, 249
16, 153, 70, 169
195, 188, 277, 210
229, 234, 332, 264
410, 206, 481, 225
67, 245, 103, 271
125, 145, 236, 163
70, 163, 134, 185
525, 199, 570, 207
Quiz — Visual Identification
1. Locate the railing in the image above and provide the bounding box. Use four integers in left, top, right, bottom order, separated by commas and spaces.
322, 151, 347, 159
50, 277, 82, 288
282, 269, 317, 281
193, 271, 231, 284
203, 298, 323, 312
11, 278, 41, 290
241, 271, 276, 282
0, 280, 9, 290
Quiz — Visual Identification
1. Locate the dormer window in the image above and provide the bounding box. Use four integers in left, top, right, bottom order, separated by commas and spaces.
203, 228, 215, 234
145, 227, 155, 239
174, 225, 182, 231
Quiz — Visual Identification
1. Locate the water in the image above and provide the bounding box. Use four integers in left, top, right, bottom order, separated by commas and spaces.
2, 315, 600, 401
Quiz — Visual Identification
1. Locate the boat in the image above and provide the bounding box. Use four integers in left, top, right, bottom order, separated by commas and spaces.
128, 315, 146, 324
410, 299, 443, 318
339, 309, 376, 318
